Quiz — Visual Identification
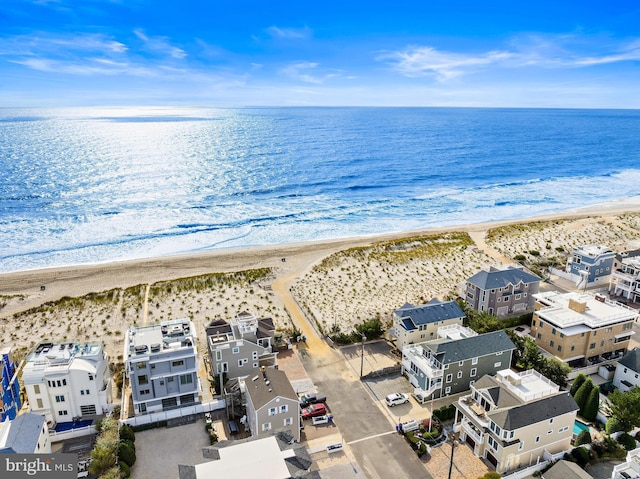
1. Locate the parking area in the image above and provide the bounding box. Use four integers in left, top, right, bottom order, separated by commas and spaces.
132, 418, 211, 479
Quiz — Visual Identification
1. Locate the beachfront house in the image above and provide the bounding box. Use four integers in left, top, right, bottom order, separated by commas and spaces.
402, 327, 515, 399
245, 368, 300, 443
392, 299, 465, 352
531, 291, 638, 367
0, 412, 51, 454
124, 318, 200, 416
565, 245, 615, 289
0, 346, 21, 422
206, 313, 278, 382
613, 347, 640, 393
462, 266, 541, 317
22, 341, 112, 426
453, 369, 578, 475
609, 249, 640, 305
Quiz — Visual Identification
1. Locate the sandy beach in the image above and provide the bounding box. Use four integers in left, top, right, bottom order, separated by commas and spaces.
2, 196, 640, 363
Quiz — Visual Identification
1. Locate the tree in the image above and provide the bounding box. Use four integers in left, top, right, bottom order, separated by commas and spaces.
570, 373, 587, 396
582, 386, 600, 421
606, 386, 640, 432
573, 379, 594, 413
119, 424, 135, 443
540, 357, 571, 389
574, 429, 592, 446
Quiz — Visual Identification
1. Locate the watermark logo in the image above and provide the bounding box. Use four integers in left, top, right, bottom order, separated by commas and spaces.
2, 454, 77, 478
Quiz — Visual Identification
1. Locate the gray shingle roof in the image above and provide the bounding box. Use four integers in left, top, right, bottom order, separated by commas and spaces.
618, 347, 640, 373
488, 392, 578, 430
467, 267, 540, 291
246, 368, 297, 410
0, 413, 45, 453
394, 300, 465, 328
424, 330, 515, 364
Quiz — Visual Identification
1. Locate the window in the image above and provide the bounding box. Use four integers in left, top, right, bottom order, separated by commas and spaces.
284, 417, 293, 426
537, 333, 541, 339
532, 320, 536, 326
472, 357, 478, 365
59, 410, 68, 416
549, 418, 554, 424
457, 371, 463, 379
558, 345, 562, 352
172, 360, 184, 367
552, 328, 556, 335
215, 350, 222, 361
535, 436, 540, 443
589, 343, 596, 349
253, 363, 258, 368
606, 327, 613, 333
446, 374, 453, 383
137, 362, 146, 369
518, 442, 524, 451
81, 390, 85, 395
496, 351, 502, 356
140, 389, 150, 395
280, 405, 288, 413
571, 346, 575, 351
445, 387, 451, 394
469, 380, 475, 386
262, 423, 271, 432
459, 361, 464, 366
550, 340, 554, 347
56, 380, 61, 387
548, 430, 553, 435
232, 347, 240, 354
138, 375, 149, 385
34, 385, 40, 394
623, 323, 633, 331
252, 351, 258, 360
515, 294, 521, 300
268, 407, 277, 416
494, 362, 502, 368
88, 374, 94, 381
55, 395, 65, 403
36, 398, 43, 409
470, 368, 477, 377
180, 374, 193, 385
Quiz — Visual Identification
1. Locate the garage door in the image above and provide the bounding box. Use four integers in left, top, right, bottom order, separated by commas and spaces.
486, 452, 498, 467
465, 435, 475, 449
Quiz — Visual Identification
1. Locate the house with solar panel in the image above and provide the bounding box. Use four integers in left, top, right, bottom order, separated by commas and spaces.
402, 327, 515, 399
391, 299, 465, 352
462, 266, 541, 317
453, 369, 578, 475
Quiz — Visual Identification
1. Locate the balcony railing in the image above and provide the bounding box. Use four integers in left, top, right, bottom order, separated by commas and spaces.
461, 418, 483, 443
457, 395, 490, 427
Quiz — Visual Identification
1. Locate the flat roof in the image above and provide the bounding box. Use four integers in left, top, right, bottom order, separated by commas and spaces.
25, 342, 103, 368
495, 369, 559, 402
193, 436, 295, 479
125, 318, 195, 358
534, 291, 638, 330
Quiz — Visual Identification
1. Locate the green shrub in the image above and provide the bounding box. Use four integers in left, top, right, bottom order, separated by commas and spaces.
635, 430, 640, 441
118, 442, 136, 467
606, 417, 624, 434
574, 429, 592, 446
119, 462, 131, 479
582, 386, 600, 421
478, 473, 502, 479
570, 374, 587, 396
119, 424, 135, 443
529, 250, 540, 256
209, 432, 218, 445
514, 254, 527, 261
573, 379, 593, 412
619, 432, 637, 451
571, 446, 590, 467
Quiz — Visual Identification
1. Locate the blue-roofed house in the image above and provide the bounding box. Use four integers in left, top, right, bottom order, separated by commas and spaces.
402, 329, 516, 399
462, 266, 540, 317
0, 346, 21, 422
0, 412, 51, 454
392, 299, 465, 352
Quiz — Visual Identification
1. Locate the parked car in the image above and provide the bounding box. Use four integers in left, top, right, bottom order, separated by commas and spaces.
301, 403, 328, 419
299, 392, 327, 408
385, 393, 409, 407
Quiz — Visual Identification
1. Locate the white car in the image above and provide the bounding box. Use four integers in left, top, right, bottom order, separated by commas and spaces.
385, 393, 409, 407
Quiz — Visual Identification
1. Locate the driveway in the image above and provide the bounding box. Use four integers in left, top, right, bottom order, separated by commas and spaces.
425, 440, 490, 479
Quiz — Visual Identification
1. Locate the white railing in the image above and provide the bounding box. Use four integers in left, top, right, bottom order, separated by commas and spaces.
49, 425, 98, 443
119, 399, 225, 427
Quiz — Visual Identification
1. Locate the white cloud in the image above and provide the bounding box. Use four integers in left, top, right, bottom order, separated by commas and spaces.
280, 61, 339, 84
377, 46, 512, 80
133, 28, 186, 59
265, 26, 311, 40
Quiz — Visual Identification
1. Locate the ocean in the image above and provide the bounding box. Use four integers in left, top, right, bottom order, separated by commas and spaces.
1, 107, 639, 273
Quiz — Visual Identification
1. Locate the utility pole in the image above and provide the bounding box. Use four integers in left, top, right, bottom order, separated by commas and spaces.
447, 432, 458, 479
360, 334, 367, 379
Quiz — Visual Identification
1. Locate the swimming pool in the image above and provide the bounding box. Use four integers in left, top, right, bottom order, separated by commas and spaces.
573, 420, 589, 435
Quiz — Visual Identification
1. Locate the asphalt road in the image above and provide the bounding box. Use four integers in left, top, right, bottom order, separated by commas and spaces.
297, 343, 431, 479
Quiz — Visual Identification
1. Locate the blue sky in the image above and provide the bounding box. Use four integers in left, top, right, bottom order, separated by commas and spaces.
1, 0, 639, 107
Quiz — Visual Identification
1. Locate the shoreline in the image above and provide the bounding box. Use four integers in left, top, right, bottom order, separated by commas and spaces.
2, 196, 640, 316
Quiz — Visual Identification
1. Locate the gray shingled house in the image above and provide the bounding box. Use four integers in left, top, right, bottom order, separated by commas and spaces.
462, 266, 541, 317
402, 329, 515, 399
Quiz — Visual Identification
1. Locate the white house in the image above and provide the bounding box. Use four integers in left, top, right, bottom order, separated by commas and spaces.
0, 412, 51, 454
22, 341, 112, 425
613, 347, 640, 393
